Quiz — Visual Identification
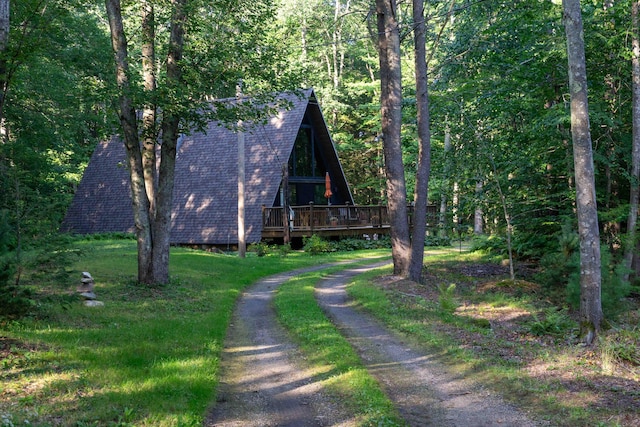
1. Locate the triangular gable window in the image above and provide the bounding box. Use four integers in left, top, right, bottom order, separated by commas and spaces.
289, 116, 326, 178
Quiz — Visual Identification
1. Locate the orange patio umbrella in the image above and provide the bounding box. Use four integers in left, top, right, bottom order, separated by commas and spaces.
324, 172, 333, 203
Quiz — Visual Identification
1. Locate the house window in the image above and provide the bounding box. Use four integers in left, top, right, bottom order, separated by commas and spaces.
291, 126, 313, 177
287, 114, 331, 205
290, 124, 325, 178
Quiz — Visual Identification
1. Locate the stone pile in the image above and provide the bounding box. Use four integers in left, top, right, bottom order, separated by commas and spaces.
76, 272, 104, 307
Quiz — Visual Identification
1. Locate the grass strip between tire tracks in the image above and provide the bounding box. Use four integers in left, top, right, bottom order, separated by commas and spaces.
274, 261, 405, 427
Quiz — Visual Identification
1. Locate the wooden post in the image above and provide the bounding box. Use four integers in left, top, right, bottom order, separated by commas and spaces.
282, 164, 290, 244
310, 202, 315, 233
237, 81, 246, 258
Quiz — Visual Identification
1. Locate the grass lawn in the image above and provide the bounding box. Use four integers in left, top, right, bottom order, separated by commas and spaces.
0, 239, 386, 426
2, 240, 639, 426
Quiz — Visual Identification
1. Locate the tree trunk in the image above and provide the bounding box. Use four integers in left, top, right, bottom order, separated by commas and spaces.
563, 0, 603, 342
106, 0, 186, 285
105, 0, 154, 284
0, 0, 9, 129
141, 0, 157, 217
474, 179, 484, 235
151, 0, 187, 284
409, 0, 431, 282
439, 125, 451, 237
624, 0, 640, 282
377, 0, 410, 276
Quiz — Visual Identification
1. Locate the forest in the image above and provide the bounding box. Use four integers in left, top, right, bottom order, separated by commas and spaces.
1, 0, 639, 325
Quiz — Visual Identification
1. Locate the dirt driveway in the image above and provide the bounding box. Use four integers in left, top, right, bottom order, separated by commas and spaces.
205, 260, 545, 426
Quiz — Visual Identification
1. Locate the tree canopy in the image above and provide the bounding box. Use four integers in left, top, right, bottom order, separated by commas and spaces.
1, 0, 639, 317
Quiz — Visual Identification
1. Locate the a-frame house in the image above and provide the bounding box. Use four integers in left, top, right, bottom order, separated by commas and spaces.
61, 89, 354, 246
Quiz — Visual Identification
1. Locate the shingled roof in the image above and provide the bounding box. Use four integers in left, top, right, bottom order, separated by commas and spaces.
61, 89, 353, 245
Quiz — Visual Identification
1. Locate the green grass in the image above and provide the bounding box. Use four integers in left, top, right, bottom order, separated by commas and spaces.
0, 239, 387, 426
4, 241, 636, 426
273, 266, 404, 426
343, 248, 638, 427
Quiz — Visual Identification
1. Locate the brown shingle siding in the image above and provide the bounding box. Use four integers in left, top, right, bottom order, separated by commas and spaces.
61, 89, 353, 245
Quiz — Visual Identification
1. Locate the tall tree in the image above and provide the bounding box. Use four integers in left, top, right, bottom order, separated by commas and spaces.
105, 0, 156, 283
625, 0, 640, 281
0, 0, 8, 127
105, 0, 188, 284
563, 0, 603, 342
1, 1, 111, 252
105, 0, 294, 284
408, 0, 431, 282
376, 0, 410, 276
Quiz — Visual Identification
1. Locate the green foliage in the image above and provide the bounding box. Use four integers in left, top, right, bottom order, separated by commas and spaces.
278, 243, 292, 257
424, 234, 451, 247
332, 236, 392, 251
567, 247, 631, 320
250, 241, 271, 257
600, 329, 640, 373
0, 211, 32, 319
534, 222, 580, 297
302, 235, 333, 255
470, 234, 507, 256
0, 2, 112, 272
438, 283, 458, 314
526, 307, 575, 337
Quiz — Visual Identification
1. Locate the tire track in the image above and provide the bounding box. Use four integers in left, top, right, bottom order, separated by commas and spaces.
315, 264, 545, 427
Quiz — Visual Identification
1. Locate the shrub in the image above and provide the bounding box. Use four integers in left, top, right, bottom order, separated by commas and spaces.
303, 235, 333, 255
470, 234, 507, 256
527, 307, 575, 337
250, 242, 271, 257
424, 235, 451, 247
332, 236, 391, 251
534, 222, 580, 296
600, 328, 640, 374
278, 243, 292, 257
0, 210, 33, 319
438, 283, 458, 313
566, 246, 631, 320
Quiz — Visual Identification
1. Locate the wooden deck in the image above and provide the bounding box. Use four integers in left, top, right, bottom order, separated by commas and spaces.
261, 204, 437, 239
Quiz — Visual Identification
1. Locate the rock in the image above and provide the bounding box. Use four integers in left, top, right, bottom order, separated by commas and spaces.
83, 300, 104, 307
80, 291, 96, 300
77, 281, 95, 293
76, 272, 98, 302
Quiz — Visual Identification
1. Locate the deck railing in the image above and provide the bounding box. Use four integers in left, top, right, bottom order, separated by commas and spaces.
262, 204, 436, 236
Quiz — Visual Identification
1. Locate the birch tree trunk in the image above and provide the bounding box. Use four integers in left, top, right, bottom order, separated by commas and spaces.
563, 0, 603, 342
439, 125, 451, 237
624, 0, 640, 282
409, 0, 432, 282
474, 179, 484, 235
376, 0, 410, 276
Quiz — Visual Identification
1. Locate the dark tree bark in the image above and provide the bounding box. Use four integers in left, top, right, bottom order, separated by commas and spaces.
105, 0, 186, 284
151, 0, 186, 283
408, 0, 431, 282
0, 0, 9, 128
105, 0, 154, 283
563, 0, 603, 342
376, 0, 410, 276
